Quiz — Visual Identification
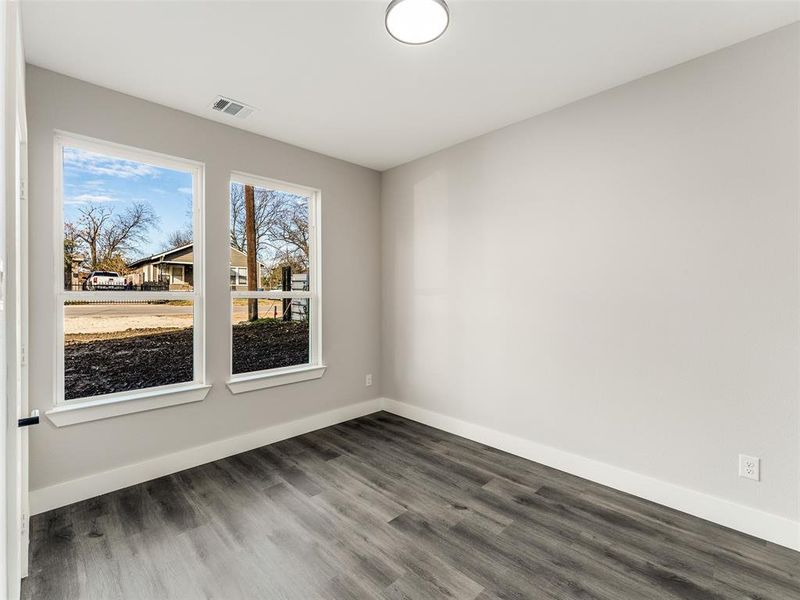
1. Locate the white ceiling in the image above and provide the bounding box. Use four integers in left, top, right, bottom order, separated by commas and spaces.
22, 1, 799, 171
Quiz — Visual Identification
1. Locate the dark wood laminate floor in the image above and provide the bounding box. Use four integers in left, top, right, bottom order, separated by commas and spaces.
22, 412, 800, 600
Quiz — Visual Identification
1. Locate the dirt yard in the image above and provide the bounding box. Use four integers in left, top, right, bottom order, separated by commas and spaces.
232, 318, 309, 375
64, 328, 193, 400
64, 319, 309, 400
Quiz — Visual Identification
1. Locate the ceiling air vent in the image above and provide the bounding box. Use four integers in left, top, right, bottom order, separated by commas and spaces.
210, 96, 255, 119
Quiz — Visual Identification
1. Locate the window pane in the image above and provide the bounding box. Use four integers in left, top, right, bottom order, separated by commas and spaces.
64, 300, 194, 400
63, 146, 194, 292
229, 181, 310, 292
232, 298, 310, 374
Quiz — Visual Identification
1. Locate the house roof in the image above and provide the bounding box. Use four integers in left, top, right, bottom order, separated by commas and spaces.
127, 243, 266, 269
126, 243, 193, 268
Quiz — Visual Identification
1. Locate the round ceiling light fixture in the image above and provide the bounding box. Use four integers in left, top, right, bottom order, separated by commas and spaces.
385, 0, 449, 45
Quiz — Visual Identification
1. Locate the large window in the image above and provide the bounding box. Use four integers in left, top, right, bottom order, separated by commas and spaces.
228, 173, 321, 385
56, 134, 204, 403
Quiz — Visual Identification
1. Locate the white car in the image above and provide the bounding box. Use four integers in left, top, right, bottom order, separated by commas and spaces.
82, 271, 126, 291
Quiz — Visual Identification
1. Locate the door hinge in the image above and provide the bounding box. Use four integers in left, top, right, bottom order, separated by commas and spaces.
21, 344, 26, 366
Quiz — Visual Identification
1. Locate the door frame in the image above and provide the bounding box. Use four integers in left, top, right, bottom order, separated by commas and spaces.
14, 67, 29, 581
4, 2, 27, 598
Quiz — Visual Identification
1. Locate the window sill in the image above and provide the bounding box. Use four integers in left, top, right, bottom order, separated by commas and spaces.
226, 364, 326, 395
45, 383, 211, 427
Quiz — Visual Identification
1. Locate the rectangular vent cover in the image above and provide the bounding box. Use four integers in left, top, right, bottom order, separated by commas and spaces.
211, 96, 255, 119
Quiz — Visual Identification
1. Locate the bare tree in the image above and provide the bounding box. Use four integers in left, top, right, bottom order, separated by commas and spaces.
230, 184, 310, 277
230, 184, 285, 259
162, 196, 193, 251
230, 183, 246, 252
162, 228, 193, 251
71, 201, 158, 271
73, 203, 109, 269
268, 200, 309, 270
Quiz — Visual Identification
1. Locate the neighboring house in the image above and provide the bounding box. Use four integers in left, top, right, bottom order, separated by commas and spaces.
127, 244, 266, 291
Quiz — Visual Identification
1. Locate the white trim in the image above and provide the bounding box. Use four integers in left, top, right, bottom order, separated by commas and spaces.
4, 3, 28, 596
380, 398, 800, 552
226, 364, 326, 394
171, 265, 185, 285
27, 395, 798, 550
45, 383, 211, 427
312, 186, 322, 369
230, 170, 318, 200
30, 397, 382, 514
53, 130, 204, 172
192, 167, 206, 388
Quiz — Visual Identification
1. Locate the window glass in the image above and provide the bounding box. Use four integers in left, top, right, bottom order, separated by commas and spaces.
229, 176, 316, 377
63, 146, 194, 292
229, 182, 309, 292
64, 300, 194, 399
58, 137, 203, 403
231, 298, 310, 375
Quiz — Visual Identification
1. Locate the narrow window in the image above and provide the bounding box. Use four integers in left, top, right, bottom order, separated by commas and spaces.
56, 134, 204, 402
229, 174, 320, 377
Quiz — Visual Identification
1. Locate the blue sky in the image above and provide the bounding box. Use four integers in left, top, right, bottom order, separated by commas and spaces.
63, 146, 193, 258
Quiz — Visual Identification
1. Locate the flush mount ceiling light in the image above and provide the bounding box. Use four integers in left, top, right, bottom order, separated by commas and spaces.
386, 0, 449, 45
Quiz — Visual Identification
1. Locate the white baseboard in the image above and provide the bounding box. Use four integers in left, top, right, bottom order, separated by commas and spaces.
380, 398, 800, 552
30, 396, 799, 552
29, 398, 383, 515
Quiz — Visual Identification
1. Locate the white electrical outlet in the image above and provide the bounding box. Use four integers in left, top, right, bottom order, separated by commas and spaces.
739, 454, 760, 481
365, 374, 373, 387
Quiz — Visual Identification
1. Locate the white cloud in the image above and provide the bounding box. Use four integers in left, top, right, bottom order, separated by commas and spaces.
64, 193, 117, 205
63, 147, 157, 179
178, 187, 193, 195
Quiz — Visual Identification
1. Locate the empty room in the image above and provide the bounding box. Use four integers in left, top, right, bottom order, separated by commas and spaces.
1, 0, 799, 598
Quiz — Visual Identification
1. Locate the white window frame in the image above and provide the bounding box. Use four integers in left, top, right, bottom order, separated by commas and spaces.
47, 132, 209, 426
226, 171, 324, 394
231, 266, 247, 286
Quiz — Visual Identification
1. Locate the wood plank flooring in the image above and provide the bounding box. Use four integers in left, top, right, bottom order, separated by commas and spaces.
22, 412, 800, 599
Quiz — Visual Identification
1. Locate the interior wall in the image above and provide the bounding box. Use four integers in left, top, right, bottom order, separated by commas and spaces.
381, 24, 799, 522
26, 66, 381, 492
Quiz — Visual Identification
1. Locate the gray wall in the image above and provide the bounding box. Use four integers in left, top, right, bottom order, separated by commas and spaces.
381, 25, 799, 520
26, 66, 381, 491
